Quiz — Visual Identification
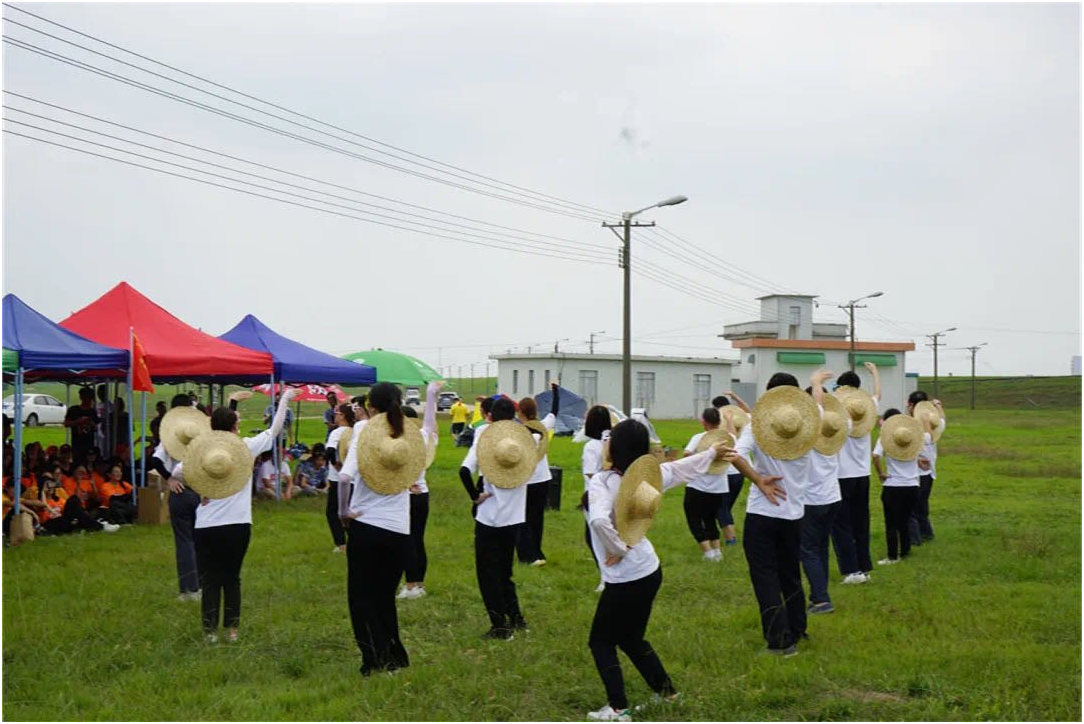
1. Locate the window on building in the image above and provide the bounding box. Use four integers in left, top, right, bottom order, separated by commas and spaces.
636, 372, 656, 413
788, 305, 801, 340
513, 370, 519, 394
747, 354, 756, 364
579, 370, 598, 407
693, 374, 711, 417
544, 369, 551, 387
528, 369, 535, 393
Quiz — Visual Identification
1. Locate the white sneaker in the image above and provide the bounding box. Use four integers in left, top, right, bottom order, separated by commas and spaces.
841, 572, 865, 585
710, 548, 722, 560
530, 559, 547, 567
587, 704, 631, 722
332, 546, 344, 554
178, 591, 201, 602
101, 522, 120, 533
413, 586, 427, 598
205, 632, 218, 644
877, 558, 899, 566
396, 587, 415, 600
594, 581, 606, 593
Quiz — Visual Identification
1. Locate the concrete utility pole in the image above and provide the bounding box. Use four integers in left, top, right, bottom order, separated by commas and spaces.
603, 195, 687, 415
958, 343, 987, 409
553, 338, 569, 353
838, 292, 884, 371
589, 331, 606, 354
925, 327, 956, 399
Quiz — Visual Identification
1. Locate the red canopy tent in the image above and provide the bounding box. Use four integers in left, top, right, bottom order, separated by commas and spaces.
60, 282, 274, 382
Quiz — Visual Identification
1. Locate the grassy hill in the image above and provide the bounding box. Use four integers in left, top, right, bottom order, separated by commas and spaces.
915, 375, 1080, 410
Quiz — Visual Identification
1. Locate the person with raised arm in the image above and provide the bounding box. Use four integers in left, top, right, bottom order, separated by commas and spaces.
398, 380, 443, 599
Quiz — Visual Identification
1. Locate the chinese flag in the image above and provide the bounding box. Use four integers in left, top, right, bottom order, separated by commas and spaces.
131, 332, 154, 392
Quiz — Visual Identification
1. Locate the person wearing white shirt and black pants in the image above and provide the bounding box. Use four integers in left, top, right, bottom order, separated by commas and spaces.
731, 371, 831, 656
713, 393, 751, 547
399, 380, 442, 599
831, 363, 880, 583
907, 391, 945, 545
873, 409, 933, 564
514, 382, 560, 566
324, 403, 355, 553
459, 397, 528, 640
338, 382, 415, 676
581, 405, 612, 593
681, 408, 729, 561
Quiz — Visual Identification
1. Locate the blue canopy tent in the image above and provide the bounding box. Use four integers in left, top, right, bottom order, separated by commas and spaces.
3, 294, 130, 518
218, 315, 377, 497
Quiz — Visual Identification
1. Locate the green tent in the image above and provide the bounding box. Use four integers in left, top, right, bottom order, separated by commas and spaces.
341, 349, 443, 386
2, 347, 17, 373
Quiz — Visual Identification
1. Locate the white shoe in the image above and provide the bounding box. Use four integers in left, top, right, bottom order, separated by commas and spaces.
332, 546, 345, 554
396, 587, 415, 600
587, 704, 631, 722
178, 591, 201, 602
530, 559, 547, 567
877, 558, 899, 566
413, 586, 427, 598
594, 581, 606, 593
841, 572, 866, 585
101, 522, 120, 533
205, 632, 218, 644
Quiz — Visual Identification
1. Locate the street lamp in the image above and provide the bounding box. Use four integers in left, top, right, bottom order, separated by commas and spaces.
957, 342, 988, 410
925, 326, 956, 398
589, 330, 607, 355
603, 195, 688, 414
553, 338, 570, 353
838, 291, 884, 372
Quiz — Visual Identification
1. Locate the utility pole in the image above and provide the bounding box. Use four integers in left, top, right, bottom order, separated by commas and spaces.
470, 363, 475, 393
959, 343, 987, 410
589, 330, 606, 354
837, 292, 883, 371
925, 327, 956, 399
553, 338, 569, 353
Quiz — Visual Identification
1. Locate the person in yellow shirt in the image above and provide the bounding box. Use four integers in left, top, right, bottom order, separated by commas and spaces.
449, 398, 469, 438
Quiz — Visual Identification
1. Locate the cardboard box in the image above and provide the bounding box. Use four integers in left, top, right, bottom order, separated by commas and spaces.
137, 472, 170, 525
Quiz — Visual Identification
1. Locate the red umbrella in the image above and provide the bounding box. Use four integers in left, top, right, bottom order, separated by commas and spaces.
253, 383, 350, 403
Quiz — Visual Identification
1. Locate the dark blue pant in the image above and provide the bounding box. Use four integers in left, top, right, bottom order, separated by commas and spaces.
908, 475, 935, 544
169, 487, 201, 594
347, 520, 410, 674
882, 486, 919, 560
831, 475, 872, 575
743, 513, 805, 650
404, 492, 429, 582
716, 473, 745, 530
475, 521, 522, 631
800, 502, 840, 604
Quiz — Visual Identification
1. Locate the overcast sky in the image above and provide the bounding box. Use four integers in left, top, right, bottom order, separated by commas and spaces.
3, 2, 1080, 379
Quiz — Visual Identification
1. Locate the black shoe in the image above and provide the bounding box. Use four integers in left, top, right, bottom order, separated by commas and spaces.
511, 616, 529, 631
482, 627, 514, 641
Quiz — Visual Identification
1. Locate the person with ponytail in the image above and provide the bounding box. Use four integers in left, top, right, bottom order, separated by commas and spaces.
338, 382, 412, 676
582, 405, 612, 593
398, 380, 443, 599
324, 403, 355, 554
514, 380, 560, 566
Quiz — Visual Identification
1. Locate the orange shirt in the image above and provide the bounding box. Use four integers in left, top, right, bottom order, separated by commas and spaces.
63, 476, 97, 499
39, 490, 68, 522
98, 481, 133, 505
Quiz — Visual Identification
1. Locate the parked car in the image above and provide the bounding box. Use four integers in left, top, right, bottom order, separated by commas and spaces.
404, 387, 421, 405
2, 394, 67, 426
437, 391, 461, 411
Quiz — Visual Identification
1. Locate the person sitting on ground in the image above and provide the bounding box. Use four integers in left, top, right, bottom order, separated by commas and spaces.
63, 464, 100, 511
55, 444, 73, 475
96, 463, 136, 524
296, 450, 328, 497
256, 450, 293, 500
51, 463, 119, 534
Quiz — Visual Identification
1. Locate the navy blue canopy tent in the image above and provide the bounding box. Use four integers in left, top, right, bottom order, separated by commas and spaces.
534, 384, 587, 435
3, 293, 130, 516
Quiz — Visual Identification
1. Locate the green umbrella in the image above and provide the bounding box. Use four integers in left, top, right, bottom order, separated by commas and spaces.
341, 349, 444, 387
2, 348, 17, 373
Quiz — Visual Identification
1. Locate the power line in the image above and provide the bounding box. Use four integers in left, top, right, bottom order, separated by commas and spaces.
1, 34, 604, 222
4, 128, 610, 266
2, 5, 616, 218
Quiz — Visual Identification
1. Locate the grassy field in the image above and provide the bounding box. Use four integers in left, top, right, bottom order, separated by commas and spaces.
2, 395, 1081, 720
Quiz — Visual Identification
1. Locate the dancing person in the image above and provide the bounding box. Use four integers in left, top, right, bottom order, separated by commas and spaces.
582, 405, 612, 593
715, 391, 751, 547
681, 408, 729, 561
873, 409, 932, 565
324, 403, 355, 553
831, 362, 880, 584
398, 380, 442, 599
514, 381, 560, 566
907, 392, 946, 546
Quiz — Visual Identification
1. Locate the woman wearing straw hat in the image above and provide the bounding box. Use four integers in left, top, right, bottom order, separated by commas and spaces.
324, 402, 355, 554
907, 392, 946, 546
170, 387, 298, 643
830, 362, 880, 585
458, 396, 536, 640
681, 407, 732, 561
338, 382, 426, 675
584, 418, 746, 722
398, 380, 443, 600
715, 392, 752, 547
872, 409, 933, 565
582, 404, 612, 594
514, 380, 560, 567
800, 389, 850, 615
730, 370, 832, 657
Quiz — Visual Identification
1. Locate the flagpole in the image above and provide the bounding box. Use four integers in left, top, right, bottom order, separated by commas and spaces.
140, 391, 147, 489
128, 327, 136, 505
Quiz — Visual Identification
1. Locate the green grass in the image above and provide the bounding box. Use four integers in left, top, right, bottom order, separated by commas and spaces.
3, 402, 1081, 720
916, 375, 1081, 410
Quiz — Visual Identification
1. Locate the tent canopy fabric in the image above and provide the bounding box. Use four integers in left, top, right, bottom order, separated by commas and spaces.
3, 294, 129, 373
60, 282, 273, 382
341, 349, 442, 387
219, 315, 376, 385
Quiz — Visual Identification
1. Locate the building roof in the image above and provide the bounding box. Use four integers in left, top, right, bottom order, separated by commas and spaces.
729, 338, 915, 352
754, 293, 818, 300
489, 352, 737, 364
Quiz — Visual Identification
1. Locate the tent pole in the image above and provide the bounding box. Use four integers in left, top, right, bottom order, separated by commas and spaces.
64, 382, 71, 446
140, 391, 147, 490
271, 374, 280, 500
127, 328, 136, 503
13, 368, 23, 517
294, 399, 300, 446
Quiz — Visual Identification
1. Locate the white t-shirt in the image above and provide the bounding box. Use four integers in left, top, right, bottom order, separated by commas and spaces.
873, 434, 931, 487
325, 425, 349, 483
340, 419, 411, 535
190, 430, 274, 529
836, 394, 880, 479
734, 422, 816, 521
258, 459, 290, 488
462, 422, 529, 528
582, 438, 605, 491
918, 418, 946, 479
683, 431, 729, 494
526, 414, 556, 485
805, 450, 843, 506
152, 443, 179, 478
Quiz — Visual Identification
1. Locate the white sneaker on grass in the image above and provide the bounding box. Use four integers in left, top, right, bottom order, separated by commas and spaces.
587, 704, 631, 722
841, 572, 865, 585
101, 522, 120, 533
877, 558, 899, 566
594, 581, 606, 594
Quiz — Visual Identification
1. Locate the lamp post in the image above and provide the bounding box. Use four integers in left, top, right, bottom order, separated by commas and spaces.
957, 342, 987, 410
553, 338, 570, 354
589, 330, 606, 355
925, 327, 956, 398
603, 195, 688, 414
837, 291, 884, 371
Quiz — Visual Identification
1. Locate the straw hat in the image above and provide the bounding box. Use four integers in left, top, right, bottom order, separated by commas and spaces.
336, 429, 353, 465
913, 401, 944, 443
880, 415, 924, 461
834, 386, 878, 438
524, 420, 549, 464
182, 431, 252, 499
477, 420, 536, 489
695, 428, 734, 474
614, 454, 664, 547
718, 405, 750, 435
160, 407, 211, 461
750, 386, 819, 460
355, 414, 426, 495
813, 394, 850, 456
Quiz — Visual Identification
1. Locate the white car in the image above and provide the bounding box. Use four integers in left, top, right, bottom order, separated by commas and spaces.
2, 394, 67, 426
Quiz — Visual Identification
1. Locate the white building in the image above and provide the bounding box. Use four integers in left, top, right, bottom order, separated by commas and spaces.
489, 353, 736, 419
1072, 356, 1082, 376
722, 294, 916, 410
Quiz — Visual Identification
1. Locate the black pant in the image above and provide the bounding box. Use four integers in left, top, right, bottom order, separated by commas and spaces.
451, 422, 465, 436
716, 473, 744, 530
831, 475, 872, 575
326, 479, 346, 548
103, 495, 137, 525
474, 521, 522, 631
169, 487, 201, 594
404, 492, 429, 583
43, 496, 103, 535
683, 487, 724, 543
194, 523, 251, 631
347, 520, 410, 674
881, 486, 919, 560
800, 502, 840, 605
908, 475, 935, 544
515, 480, 549, 562
743, 513, 805, 650
589, 566, 674, 711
